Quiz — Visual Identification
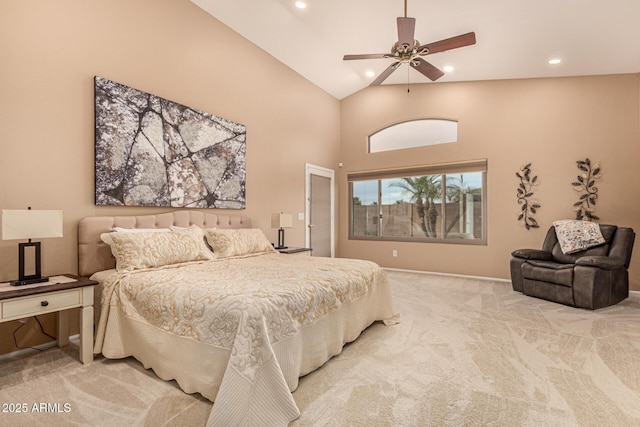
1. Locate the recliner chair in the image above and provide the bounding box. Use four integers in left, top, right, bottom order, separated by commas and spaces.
510, 224, 635, 309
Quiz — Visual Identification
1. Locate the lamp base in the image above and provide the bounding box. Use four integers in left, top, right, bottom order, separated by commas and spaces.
274, 228, 288, 250
15, 241, 45, 286
11, 276, 49, 287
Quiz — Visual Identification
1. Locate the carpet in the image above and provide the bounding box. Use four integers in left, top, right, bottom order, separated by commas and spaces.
1, 270, 639, 426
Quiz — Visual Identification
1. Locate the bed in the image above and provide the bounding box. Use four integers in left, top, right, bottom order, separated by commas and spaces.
78, 211, 399, 426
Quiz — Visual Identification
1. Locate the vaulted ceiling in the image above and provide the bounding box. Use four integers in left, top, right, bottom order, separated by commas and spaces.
192, 0, 640, 99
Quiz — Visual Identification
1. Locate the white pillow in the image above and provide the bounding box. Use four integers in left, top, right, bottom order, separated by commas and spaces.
113, 227, 171, 233
102, 225, 215, 272
204, 228, 275, 258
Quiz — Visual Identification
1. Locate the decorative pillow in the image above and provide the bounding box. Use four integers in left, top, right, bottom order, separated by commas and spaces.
102, 225, 215, 272
553, 219, 605, 254
204, 228, 275, 258
101, 227, 171, 246
168, 225, 218, 251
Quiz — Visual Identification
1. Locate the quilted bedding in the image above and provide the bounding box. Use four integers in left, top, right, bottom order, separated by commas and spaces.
93, 252, 398, 426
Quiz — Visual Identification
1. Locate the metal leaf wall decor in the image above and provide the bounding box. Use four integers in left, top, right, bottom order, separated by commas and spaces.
572, 158, 601, 221
516, 163, 541, 230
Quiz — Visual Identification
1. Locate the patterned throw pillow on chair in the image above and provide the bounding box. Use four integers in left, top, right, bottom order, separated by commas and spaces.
553, 219, 606, 254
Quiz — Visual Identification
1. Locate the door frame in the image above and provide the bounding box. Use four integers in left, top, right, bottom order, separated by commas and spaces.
305, 163, 335, 257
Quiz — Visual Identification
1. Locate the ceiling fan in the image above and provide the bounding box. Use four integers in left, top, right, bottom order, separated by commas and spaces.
343, 0, 476, 86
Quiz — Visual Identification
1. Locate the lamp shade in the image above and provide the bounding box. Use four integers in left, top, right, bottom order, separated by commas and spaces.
2, 209, 64, 240
271, 213, 293, 229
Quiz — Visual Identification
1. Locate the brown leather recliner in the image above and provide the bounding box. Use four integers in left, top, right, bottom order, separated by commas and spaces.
510, 224, 635, 309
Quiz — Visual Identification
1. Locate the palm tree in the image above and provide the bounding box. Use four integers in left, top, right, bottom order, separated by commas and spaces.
390, 176, 441, 237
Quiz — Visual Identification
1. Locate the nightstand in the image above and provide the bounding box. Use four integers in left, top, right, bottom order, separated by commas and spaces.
277, 247, 312, 255
0, 275, 97, 364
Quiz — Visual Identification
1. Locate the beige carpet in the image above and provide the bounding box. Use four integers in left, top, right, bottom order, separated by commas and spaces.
1, 270, 640, 426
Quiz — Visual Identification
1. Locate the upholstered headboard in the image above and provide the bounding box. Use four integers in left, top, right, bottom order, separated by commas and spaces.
78, 211, 252, 277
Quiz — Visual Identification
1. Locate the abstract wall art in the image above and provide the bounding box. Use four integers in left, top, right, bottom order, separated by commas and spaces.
94, 76, 246, 209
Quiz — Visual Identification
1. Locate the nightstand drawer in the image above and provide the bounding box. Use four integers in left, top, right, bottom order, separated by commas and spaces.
2, 289, 82, 320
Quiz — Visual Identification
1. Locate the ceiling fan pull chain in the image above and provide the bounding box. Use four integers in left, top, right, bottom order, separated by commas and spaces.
407, 65, 410, 93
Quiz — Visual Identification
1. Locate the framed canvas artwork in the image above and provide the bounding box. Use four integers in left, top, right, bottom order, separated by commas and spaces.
94, 76, 246, 209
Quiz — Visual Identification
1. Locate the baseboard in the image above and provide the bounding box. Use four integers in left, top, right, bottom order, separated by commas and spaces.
384, 268, 640, 293
383, 267, 511, 283
0, 334, 80, 362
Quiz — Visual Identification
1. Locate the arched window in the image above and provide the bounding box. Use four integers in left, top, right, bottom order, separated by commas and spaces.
368, 119, 458, 153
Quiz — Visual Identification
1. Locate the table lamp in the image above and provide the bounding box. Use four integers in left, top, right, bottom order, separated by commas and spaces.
271, 212, 293, 249
2, 208, 63, 286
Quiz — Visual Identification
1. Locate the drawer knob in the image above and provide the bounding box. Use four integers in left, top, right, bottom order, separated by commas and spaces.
41, 301, 49, 307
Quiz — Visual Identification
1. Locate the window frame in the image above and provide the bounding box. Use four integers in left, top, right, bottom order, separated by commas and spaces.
348, 159, 487, 245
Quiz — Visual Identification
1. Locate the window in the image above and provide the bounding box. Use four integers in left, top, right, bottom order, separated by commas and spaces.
368, 119, 458, 153
349, 160, 486, 244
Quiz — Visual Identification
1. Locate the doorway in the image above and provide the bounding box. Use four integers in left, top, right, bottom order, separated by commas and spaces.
305, 163, 334, 257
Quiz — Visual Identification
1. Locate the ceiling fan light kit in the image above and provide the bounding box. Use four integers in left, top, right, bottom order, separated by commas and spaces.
343, 0, 476, 87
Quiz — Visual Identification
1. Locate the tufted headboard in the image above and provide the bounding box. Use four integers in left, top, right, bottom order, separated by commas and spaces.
78, 211, 252, 277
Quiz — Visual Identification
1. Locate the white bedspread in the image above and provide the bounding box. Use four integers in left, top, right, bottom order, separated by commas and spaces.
93, 253, 399, 426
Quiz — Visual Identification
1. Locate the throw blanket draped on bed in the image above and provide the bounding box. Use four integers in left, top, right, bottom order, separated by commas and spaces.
93, 253, 399, 426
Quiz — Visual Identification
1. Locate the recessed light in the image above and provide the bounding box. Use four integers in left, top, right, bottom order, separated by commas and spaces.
295, 1, 307, 9
443, 65, 454, 72
365, 70, 375, 77
548, 58, 562, 65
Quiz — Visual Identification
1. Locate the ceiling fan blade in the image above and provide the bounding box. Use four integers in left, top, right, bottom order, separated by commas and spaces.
397, 17, 416, 49
418, 32, 476, 55
343, 54, 388, 60
410, 58, 445, 81
369, 62, 401, 86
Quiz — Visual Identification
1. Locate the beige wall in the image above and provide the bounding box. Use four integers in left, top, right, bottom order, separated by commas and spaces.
0, 0, 340, 353
339, 75, 640, 289
0, 0, 341, 279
